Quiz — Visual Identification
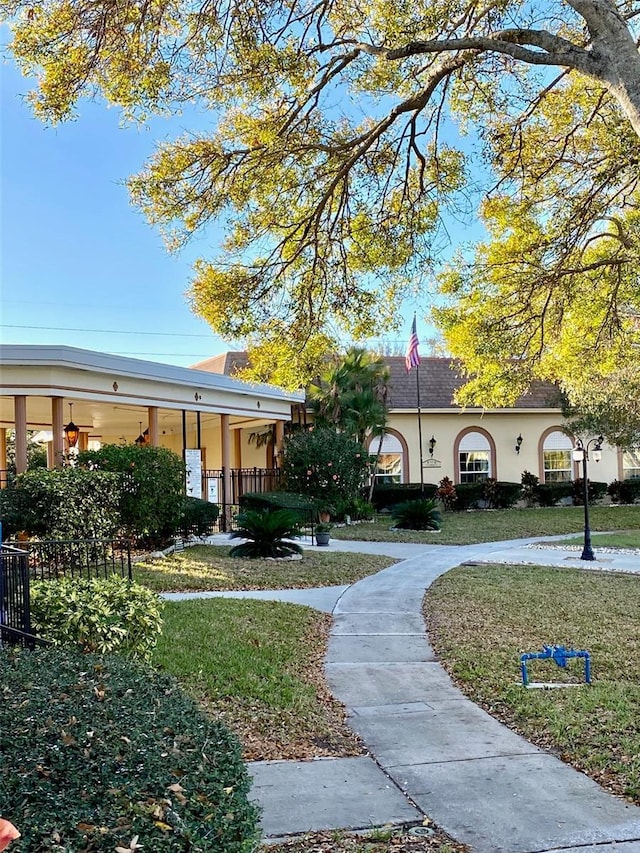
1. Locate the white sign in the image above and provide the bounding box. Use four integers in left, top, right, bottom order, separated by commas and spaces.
423, 458, 442, 469
185, 449, 202, 499
207, 478, 219, 504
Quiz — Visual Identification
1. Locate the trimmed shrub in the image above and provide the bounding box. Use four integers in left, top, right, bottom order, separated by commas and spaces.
608, 478, 640, 504
229, 508, 303, 558
371, 483, 438, 511
178, 496, 220, 537
280, 427, 372, 507
453, 481, 484, 510
482, 479, 522, 509
392, 498, 441, 531
240, 490, 316, 522
536, 481, 574, 507
77, 444, 185, 543
4, 468, 122, 540
572, 479, 608, 506
0, 645, 260, 853
30, 575, 163, 662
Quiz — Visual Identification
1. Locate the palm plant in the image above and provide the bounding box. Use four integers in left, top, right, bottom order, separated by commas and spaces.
391, 498, 441, 531
229, 508, 303, 558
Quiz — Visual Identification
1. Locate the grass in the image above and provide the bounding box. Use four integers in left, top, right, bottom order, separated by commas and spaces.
333, 505, 640, 545
424, 563, 640, 803
555, 530, 640, 549
134, 544, 395, 591
153, 597, 362, 761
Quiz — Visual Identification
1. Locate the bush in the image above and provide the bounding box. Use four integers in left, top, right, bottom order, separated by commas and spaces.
371, 483, 438, 510
536, 481, 574, 507
391, 498, 441, 531
280, 427, 372, 507
240, 490, 316, 524
30, 575, 163, 662
521, 471, 540, 507
607, 478, 640, 504
78, 444, 186, 543
178, 496, 219, 537
436, 477, 457, 511
453, 481, 484, 510
482, 479, 522, 509
229, 508, 303, 558
3, 468, 122, 540
0, 645, 260, 853
335, 496, 376, 521
572, 479, 608, 505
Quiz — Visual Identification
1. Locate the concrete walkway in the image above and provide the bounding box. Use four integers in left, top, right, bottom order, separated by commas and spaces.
170, 535, 640, 851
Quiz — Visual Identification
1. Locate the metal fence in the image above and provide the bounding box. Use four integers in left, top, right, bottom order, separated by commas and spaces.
19, 539, 132, 581
203, 467, 284, 507
0, 543, 43, 648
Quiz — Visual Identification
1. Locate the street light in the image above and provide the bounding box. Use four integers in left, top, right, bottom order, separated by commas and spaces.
572, 435, 604, 561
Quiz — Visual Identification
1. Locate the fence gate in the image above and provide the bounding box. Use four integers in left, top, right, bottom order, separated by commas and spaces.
0, 544, 35, 648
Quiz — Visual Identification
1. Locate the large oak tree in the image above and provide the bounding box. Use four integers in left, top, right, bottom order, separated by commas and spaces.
2, 0, 638, 394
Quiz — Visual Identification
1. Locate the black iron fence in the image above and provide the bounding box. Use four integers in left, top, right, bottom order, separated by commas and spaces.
0, 543, 44, 648
17, 539, 132, 581
203, 467, 283, 507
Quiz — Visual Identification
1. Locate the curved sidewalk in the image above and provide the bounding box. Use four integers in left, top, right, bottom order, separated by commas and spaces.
243, 537, 640, 851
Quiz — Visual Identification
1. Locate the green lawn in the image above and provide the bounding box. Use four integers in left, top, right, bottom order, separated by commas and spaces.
134, 544, 395, 591
555, 530, 640, 549
333, 505, 640, 545
154, 597, 362, 761
424, 563, 640, 803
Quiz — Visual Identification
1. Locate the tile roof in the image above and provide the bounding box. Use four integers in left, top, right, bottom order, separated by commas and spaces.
196, 352, 561, 411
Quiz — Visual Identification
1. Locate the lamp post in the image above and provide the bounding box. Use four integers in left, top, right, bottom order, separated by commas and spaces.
572, 435, 603, 561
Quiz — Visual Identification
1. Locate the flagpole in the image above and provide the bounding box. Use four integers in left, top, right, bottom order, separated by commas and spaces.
415, 361, 425, 494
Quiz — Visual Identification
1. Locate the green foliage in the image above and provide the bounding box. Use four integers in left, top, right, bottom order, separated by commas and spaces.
452, 482, 484, 511
240, 490, 316, 522
608, 479, 640, 505
536, 482, 574, 507
571, 479, 608, 506
334, 495, 376, 521
78, 444, 185, 542
4, 468, 122, 540
482, 479, 522, 510
309, 348, 390, 443
30, 575, 163, 662
391, 498, 441, 531
229, 508, 303, 558
281, 428, 372, 507
0, 645, 259, 853
521, 471, 540, 507
371, 483, 438, 510
315, 522, 332, 534
3, 0, 638, 386
178, 496, 219, 537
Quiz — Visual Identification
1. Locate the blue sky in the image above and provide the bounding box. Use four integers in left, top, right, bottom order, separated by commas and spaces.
1, 59, 466, 368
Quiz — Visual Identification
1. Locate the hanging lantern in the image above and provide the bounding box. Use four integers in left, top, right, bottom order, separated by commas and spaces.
64, 403, 80, 448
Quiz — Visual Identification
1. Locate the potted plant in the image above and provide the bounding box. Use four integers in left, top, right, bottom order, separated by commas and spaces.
316, 502, 336, 524
314, 522, 332, 546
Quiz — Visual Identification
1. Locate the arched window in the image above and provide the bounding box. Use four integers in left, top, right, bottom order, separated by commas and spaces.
542, 430, 573, 482
371, 433, 404, 484
622, 448, 640, 479
458, 431, 491, 483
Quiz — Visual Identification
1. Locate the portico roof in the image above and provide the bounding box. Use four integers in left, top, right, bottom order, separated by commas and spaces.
0, 345, 304, 440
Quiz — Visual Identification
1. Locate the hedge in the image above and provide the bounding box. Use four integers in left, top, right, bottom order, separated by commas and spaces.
0, 646, 260, 853
371, 483, 438, 510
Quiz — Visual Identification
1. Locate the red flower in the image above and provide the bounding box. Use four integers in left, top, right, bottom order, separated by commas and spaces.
0, 819, 20, 851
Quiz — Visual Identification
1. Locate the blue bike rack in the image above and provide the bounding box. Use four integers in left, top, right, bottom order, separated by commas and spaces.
520, 644, 591, 686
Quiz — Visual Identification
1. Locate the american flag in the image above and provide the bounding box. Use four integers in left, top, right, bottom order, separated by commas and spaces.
405, 316, 420, 372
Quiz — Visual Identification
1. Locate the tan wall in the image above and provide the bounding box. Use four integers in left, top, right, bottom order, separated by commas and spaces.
385, 411, 620, 485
